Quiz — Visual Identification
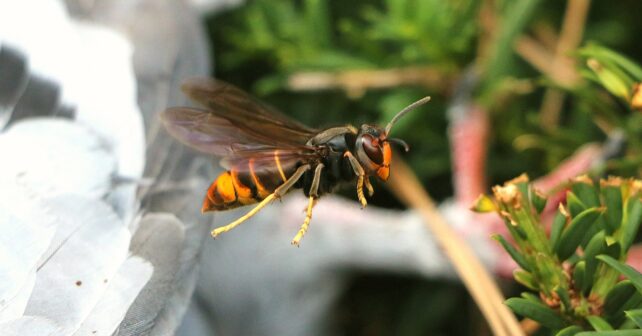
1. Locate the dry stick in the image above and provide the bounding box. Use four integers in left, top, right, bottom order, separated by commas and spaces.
476, 0, 498, 68
532, 22, 560, 51
388, 156, 525, 336
287, 66, 454, 98
515, 36, 556, 77
539, 0, 591, 128
514, 36, 578, 85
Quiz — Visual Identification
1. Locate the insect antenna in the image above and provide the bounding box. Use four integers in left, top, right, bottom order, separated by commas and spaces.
387, 138, 410, 152
384, 96, 431, 135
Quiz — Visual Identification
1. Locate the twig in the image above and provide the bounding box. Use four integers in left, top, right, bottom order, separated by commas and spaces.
286, 66, 454, 98
539, 89, 567, 128
532, 22, 559, 51
476, 0, 498, 69
515, 35, 556, 77
388, 156, 525, 336
539, 0, 591, 128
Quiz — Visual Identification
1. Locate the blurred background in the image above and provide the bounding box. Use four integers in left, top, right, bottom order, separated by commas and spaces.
1, 0, 642, 335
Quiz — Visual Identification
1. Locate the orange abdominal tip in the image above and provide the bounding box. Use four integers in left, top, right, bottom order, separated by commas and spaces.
202, 196, 216, 213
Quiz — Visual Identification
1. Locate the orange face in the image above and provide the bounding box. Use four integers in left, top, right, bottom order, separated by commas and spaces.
376, 141, 392, 181
356, 127, 395, 181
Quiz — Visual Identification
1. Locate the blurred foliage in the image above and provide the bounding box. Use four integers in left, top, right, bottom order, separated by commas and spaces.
218, 0, 478, 76
205, 0, 642, 334
577, 43, 642, 171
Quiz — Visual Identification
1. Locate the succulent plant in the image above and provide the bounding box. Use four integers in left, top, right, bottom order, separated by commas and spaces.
474, 175, 642, 334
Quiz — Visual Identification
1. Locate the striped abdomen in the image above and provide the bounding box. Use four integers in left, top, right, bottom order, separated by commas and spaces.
202, 155, 299, 212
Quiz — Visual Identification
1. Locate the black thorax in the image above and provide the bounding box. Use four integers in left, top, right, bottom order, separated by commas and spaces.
299, 132, 358, 197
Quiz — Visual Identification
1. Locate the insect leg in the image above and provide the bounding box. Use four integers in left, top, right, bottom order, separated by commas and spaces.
364, 176, 374, 197
274, 164, 311, 197
211, 164, 311, 239
291, 163, 324, 246
291, 196, 317, 247
343, 151, 368, 208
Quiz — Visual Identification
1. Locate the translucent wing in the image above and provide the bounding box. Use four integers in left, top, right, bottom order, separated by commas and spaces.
161, 78, 326, 175
180, 78, 318, 145
161, 107, 317, 156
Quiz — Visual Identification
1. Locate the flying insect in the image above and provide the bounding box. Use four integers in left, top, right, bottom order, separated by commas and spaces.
161, 78, 430, 246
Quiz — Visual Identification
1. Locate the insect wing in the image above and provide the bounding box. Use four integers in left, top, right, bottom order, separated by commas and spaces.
181, 77, 318, 145
161, 106, 270, 155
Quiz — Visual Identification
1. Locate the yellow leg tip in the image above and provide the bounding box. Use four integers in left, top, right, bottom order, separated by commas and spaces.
291, 220, 309, 246
291, 229, 306, 247
291, 196, 315, 246
291, 237, 301, 247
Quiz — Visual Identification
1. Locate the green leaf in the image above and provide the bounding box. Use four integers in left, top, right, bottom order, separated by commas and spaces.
584, 231, 607, 293
551, 210, 567, 251
557, 287, 572, 312
580, 43, 642, 81
532, 188, 548, 214
505, 298, 566, 330
605, 51, 642, 81
604, 242, 622, 260
602, 185, 624, 234
622, 198, 642, 252
574, 261, 587, 294
575, 330, 642, 336
572, 181, 601, 208
586, 58, 632, 100
618, 318, 639, 330
582, 221, 605, 250
607, 291, 642, 328
586, 315, 614, 331
556, 326, 583, 336
625, 309, 642, 328
576, 331, 642, 336
514, 270, 537, 290
568, 191, 588, 218
604, 280, 637, 316
492, 234, 530, 271
521, 291, 541, 303
597, 255, 642, 293
556, 208, 605, 260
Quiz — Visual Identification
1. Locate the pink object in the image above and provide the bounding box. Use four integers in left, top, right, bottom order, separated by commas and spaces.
450, 105, 489, 206
449, 103, 606, 277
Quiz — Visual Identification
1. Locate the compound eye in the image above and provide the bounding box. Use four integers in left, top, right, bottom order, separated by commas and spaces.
361, 134, 383, 164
